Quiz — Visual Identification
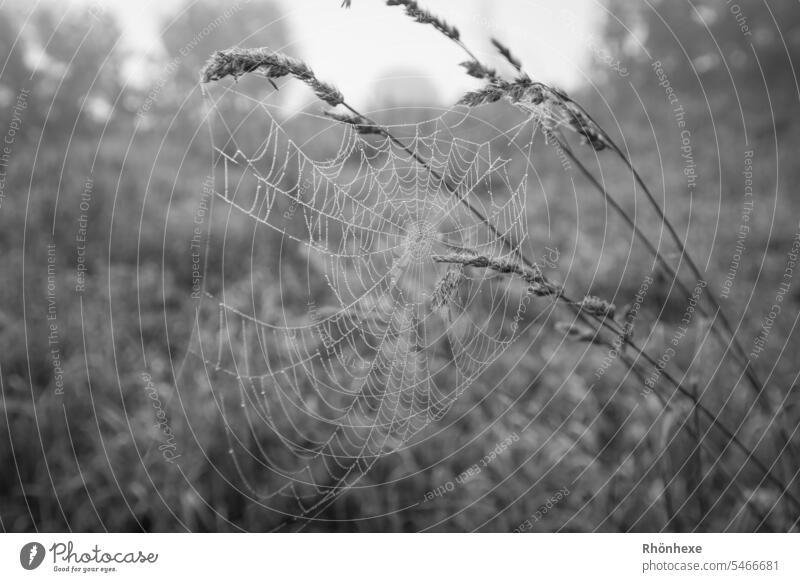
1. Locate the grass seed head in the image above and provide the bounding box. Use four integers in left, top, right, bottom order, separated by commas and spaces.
458, 78, 608, 150
201, 48, 344, 106
490, 38, 523, 73
458, 79, 546, 108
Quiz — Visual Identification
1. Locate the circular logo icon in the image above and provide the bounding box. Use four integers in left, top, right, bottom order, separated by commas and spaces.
20, 542, 46, 570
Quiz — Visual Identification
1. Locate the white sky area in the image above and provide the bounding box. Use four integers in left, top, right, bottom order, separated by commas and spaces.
94, 0, 602, 107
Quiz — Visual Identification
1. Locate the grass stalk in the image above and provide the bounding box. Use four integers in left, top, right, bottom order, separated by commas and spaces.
397, 0, 783, 467
382, 0, 765, 405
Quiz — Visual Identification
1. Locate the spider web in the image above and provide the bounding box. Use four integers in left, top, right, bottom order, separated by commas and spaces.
190, 79, 543, 529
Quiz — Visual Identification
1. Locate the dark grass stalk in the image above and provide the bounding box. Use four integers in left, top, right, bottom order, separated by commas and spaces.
336, 102, 534, 269
430, 252, 800, 513
201, 48, 344, 106
421, 9, 771, 423
539, 51, 796, 469
691, 382, 710, 524
374, 0, 795, 516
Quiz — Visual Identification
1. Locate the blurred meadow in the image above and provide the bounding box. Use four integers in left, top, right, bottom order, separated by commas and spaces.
2, 0, 800, 532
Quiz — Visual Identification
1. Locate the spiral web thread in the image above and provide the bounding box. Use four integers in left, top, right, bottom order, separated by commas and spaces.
191, 83, 542, 526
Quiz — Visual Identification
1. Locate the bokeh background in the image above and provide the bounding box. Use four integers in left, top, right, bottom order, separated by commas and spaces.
2, 0, 800, 532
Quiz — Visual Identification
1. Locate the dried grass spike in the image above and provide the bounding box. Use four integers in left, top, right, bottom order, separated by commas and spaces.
310, 80, 345, 107
569, 111, 608, 151
529, 281, 562, 297
460, 60, 496, 80
432, 265, 464, 309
